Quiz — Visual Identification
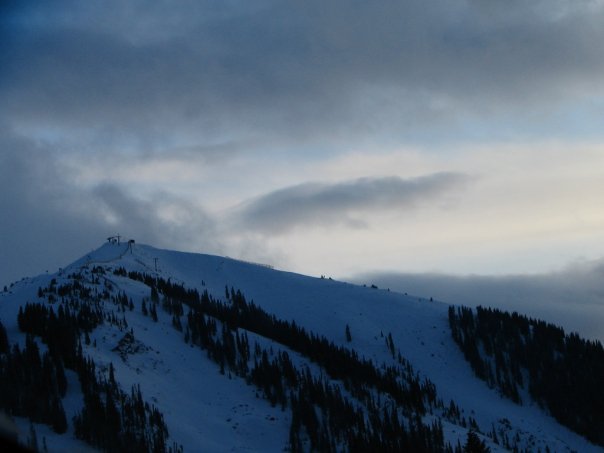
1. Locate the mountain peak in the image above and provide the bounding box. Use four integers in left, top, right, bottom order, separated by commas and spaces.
0, 243, 601, 452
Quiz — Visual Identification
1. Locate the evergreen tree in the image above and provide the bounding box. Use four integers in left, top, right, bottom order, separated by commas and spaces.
151, 303, 158, 322
51, 398, 68, 434
151, 286, 160, 304
0, 320, 8, 353
464, 430, 490, 453
28, 421, 39, 452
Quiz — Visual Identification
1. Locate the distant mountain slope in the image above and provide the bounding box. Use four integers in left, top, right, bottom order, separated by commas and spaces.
0, 242, 600, 452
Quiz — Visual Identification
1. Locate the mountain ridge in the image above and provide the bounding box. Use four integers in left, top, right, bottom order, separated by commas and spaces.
0, 242, 601, 452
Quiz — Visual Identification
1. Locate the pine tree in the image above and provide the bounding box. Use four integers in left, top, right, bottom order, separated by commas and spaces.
0, 320, 8, 353
387, 332, 395, 356
151, 286, 159, 304
464, 430, 490, 453
52, 397, 68, 434
55, 357, 67, 396
28, 421, 39, 452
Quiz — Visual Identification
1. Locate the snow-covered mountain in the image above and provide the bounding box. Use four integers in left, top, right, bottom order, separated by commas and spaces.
0, 242, 601, 452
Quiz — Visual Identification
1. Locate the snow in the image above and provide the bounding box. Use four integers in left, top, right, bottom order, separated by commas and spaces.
1, 241, 601, 452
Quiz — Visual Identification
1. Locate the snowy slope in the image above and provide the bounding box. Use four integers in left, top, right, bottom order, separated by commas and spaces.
0, 242, 601, 452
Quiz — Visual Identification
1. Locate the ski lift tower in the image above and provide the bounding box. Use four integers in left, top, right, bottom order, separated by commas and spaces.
107, 235, 121, 245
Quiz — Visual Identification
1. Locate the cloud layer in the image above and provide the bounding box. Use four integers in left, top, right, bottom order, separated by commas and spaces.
357, 260, 604, 343
2, 0, 604, 151
235, 173, 468, 233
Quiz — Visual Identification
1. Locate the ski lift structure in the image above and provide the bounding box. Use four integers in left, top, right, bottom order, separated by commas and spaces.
107, 235, 135, 253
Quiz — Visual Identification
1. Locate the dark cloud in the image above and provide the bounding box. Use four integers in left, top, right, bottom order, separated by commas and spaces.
2, 0, 604, 296
0, 131, 104, 285
356, 262, 604, 343
2, 0, 603, 150
0, 128, 221, 288
91, 184, 219, 251
234, 173, 468, 234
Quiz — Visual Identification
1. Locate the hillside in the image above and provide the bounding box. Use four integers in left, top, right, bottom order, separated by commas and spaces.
0, 242, 601, 452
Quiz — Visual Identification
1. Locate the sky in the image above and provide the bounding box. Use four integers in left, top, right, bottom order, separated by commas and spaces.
2, 1, 604, 338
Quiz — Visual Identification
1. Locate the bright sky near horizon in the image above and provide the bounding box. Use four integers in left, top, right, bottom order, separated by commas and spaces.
2, 0, 604, 290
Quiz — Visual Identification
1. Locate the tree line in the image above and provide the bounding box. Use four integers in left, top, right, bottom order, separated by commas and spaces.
123, 270, 457, 452
449, 305, 604, 446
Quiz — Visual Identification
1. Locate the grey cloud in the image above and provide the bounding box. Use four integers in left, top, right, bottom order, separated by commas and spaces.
234, 173, 468, 234
0, 132, 107, 285
91, 184, 220, 252
356, 262, 604, 343
0, 128, 221, 287
2, 0, 604, 150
